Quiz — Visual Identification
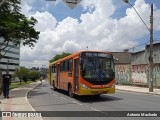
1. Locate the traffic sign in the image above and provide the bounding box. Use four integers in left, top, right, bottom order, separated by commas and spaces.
63, 0, 82, 9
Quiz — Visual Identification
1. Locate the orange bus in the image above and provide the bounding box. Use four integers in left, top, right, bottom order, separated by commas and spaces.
49, 51, 115, 97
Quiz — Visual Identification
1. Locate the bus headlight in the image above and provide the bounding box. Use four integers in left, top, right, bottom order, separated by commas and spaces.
81, 84, 90, 89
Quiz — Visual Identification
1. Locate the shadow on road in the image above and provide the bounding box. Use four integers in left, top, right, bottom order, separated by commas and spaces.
74, 95, 123, 103
28, 84, 50, 98
50, 88, 123, 103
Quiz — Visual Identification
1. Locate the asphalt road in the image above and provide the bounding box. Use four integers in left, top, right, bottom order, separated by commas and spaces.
28, 80, 160, 120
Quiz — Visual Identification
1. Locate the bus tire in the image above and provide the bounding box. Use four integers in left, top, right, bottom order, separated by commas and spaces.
94, 94, 100, 98
68, 85, 74, 98
53, 81, 57, 91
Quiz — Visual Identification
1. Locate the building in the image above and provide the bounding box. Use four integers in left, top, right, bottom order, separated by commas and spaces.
0, 39, 20, 75
114, 43, 160, 87
131, 43, 160, 86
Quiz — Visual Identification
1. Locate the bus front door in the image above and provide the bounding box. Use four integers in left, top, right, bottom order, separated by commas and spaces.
74, 59, 79, 93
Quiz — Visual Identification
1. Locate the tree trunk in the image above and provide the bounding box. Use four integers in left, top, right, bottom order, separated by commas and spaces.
20, 78, 22, 84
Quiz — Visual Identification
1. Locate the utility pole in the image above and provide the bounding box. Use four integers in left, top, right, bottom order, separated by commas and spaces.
123, 0, 154, 92
149, 3, 154, 92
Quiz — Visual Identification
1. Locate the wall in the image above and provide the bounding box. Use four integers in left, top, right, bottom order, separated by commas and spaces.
131, 64, 149, 84
115, 64, 131, 84
154, 64, 160, 86
115, 64, 160, 87
115, 43, 160, 87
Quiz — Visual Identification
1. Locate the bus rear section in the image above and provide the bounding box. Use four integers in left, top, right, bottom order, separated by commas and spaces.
49, 51, 115, 97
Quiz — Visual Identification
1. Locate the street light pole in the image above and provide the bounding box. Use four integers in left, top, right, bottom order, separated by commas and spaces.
123, 0, 154, 92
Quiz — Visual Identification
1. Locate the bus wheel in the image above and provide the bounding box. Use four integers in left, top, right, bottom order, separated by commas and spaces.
94, 94, 100, 98
68, 85, 74, 98
53, 81, 57, 91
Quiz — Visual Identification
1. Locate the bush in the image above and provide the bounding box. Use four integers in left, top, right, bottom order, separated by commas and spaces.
28, 70, 40, 81
14, 67, 29, 84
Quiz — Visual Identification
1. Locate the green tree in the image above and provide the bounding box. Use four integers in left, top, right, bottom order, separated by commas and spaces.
0, 0, 40, 82
49, 52, 71, 63
14, 67, 29, 84
0, 0, 40, 47
28, 70, 40, 81
0, 0, 40, 58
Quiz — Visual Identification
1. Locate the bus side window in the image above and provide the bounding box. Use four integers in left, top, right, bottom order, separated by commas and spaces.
64, 60, 68, 72
54, 65, 57, 73
60, 61, 67, 72
60, 62, 63, 72
52, 65, 54, 73
52, 65, 56, 73
68, 59, 73, 72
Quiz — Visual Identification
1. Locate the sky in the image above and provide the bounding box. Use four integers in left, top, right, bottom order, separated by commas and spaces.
20, 0, 160, 68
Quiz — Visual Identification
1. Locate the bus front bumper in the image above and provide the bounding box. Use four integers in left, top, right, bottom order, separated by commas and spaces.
79, 86, 115, 95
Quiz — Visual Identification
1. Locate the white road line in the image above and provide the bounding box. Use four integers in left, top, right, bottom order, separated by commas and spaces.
42, 88, 52, 94
60, 97, 68, 100
91, 108, 100, 111
72, 100, 83, 105
52, 94, 58, 96
47, 91, 51, 94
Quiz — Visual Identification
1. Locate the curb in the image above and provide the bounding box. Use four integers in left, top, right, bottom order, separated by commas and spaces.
25, 82, 41, 111
25, 81, 43, 120
116, 88, 160, 96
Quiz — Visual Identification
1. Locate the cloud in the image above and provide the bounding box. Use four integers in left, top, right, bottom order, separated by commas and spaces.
20, 0, 160, 68
20, 0, 32, 16
33, 11, 57, 32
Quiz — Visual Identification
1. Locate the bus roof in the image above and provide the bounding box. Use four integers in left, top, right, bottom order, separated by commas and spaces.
49, 50, 112, 66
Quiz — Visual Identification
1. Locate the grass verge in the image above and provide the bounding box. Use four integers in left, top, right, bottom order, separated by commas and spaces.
10, 80, 37, 90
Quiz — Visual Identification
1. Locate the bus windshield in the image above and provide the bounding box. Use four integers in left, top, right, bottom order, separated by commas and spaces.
81, 56, 115, 83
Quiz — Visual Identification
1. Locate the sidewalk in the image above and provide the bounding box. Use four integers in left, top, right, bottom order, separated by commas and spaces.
116, 85, 160, 95
0, 81, 42, 120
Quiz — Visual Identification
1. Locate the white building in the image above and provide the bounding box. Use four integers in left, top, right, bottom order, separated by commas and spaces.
0, 39, 20, 75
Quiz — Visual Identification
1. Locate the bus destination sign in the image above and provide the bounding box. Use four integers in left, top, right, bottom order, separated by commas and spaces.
81, 52, 112, 58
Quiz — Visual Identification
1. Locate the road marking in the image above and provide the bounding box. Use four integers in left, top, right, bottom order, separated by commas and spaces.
52, 94, 58, 96
72, 100, 83, 105
91, 108, 100, 111
48, 91, 51, 93
42, 88, 52, 94
60, 97, 68, 100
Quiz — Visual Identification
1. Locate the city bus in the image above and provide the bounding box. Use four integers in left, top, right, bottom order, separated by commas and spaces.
49, 51, 115, 97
